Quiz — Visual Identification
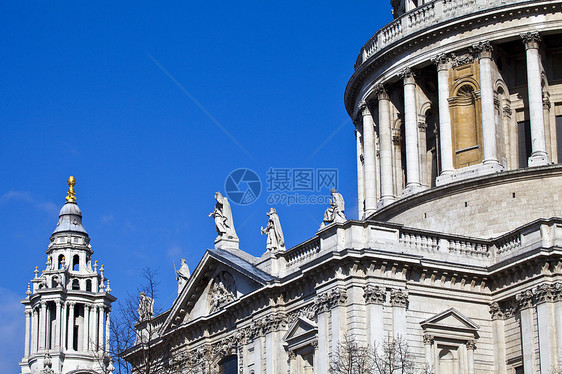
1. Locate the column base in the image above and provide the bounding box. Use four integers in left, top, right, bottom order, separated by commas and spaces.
402, 184, 426, 197
376, 196, 396, 210
436, 162, 504, 186
528, 153, 551, 167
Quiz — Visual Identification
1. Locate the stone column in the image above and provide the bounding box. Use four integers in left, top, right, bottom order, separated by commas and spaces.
360, 102, 378, 215
555, 287, 562, 372
433, 54, 454, 175
535, 284, 557, 373
31, 308, 38, 354
315, 297, 330, 374
364, 285, 385, 347
55, 301, 62, 350
355, 126, 365, 219
98, 306, 105, 351
105, 308, 111, 352
522, 32, 550, 166
60, 302, 67, 350
377, 85, 395, 207
287, 350, 296, 374
67, 303, 75, 351
46, 302, 51, 349
476, 41, 500, 166
24, 309, 32, 357
489, 302, 508, 374
401, 68, 422, 191
83, 305, 90, 351
329, 289, 348, 355
517, 291, 536, 373
390, 289, 407, 339
423, 334, 434, 370
39, 301, 46, 351
466, 340, 476, 374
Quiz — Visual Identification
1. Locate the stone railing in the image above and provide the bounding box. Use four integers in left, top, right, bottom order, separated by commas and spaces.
399, 228, 490, 257
284, 237, 321, 268
399, 230, 439, 252
355, 0, 533, 68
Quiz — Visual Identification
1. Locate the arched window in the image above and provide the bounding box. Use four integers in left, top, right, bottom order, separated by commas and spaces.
58, 254, 65, 269
72, 279, 80, 290
72, 255, 80, 271
450, 83, 483, 168
86, 279, 92, 292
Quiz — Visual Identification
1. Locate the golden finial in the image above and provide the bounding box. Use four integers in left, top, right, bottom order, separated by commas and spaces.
66, 176, 76, 202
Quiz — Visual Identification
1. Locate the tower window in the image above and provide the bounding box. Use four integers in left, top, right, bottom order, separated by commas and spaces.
58, 254, 65, 269
86, 279, 92, 292
72, 255, 80, 271
72, 279, 80, 290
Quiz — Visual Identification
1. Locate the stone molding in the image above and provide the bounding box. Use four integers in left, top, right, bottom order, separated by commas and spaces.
492, 283, 562, 319
363, 285, 386, 305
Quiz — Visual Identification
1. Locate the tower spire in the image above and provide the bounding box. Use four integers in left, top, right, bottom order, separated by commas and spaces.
66, 176, 76, 203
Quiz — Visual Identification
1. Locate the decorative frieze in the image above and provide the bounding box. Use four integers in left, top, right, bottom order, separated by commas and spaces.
450, 52, 474, 68
363, 284, 386, 305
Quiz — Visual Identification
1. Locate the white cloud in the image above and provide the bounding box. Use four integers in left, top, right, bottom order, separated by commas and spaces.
0, 288, 24, 373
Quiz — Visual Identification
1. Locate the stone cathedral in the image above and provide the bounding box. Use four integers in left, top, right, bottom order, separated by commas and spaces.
22, 1, 561, 374
19, 178, 116, 374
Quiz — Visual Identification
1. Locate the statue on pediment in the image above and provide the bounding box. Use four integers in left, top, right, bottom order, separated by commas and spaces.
209, 192, 238, 240
322, 188, 347, 226
176, 258, 191, 294
138, 292, 154, 321
261, 208, 285, 251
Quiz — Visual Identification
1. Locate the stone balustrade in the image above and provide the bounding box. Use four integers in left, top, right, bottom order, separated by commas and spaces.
355, 0, 530, 68
282, 218, 561, 270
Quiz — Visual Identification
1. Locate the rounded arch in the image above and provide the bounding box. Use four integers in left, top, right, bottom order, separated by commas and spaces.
419, 101, 432, 116
57, 254, 65, 269
451, 78, 479, 97
72, 255, 80, 271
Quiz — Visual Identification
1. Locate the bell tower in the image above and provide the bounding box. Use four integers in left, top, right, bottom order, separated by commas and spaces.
19, 177, 116, 374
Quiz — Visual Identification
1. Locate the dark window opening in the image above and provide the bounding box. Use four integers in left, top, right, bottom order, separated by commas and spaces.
86, 279, 92, 292
72, 255, 79, 271
58, 254, 65, 269
518, 120, 532, 168
218, 355, 238, 374
72, 279, 80, 290
556, 115, 562, 163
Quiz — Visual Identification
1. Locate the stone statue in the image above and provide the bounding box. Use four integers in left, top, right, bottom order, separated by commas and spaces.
41, 352, 54, 374
261, 208, 285, 251
322, 188, 347, 226
176, 258, 191, 294
209, 192, 238, 240
209, 271, 236, 313
138, 292, 154, 321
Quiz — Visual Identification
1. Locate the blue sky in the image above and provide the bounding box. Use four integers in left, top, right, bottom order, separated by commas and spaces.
0, 1, 392, 371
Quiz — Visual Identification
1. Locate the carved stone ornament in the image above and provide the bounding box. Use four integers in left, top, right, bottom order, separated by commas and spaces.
41, 353, 54, 374
534, 283, 556, 304
374, 83, 389, 100
390, 288, 408, 307
466, 340, 476, 351
489, 301, 505, 320
521, 32, 541, 50
400, 67, 415, 84
138, 292, 154, 321
450, 52, 474, 68
209, 271, 236, 313
423, 334, 434, 345
472, 40, 493, 59
516, 289, 534, 310
314, 288, 348, 313
363, 285, 386, 305
432, 53, 449, 70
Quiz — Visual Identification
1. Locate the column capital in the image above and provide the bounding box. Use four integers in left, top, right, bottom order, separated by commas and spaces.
521, 32, 541, 50
40, 300, 47, 307
423, 334, 434, 345
390, 288, 408, 307
358, 101, 371, 115
400, 68, 416, 85
466, 340, 476, 351
25, 309, 33, 317
374, 84, 390, 100
363, 284, 386, 305
432, 53, 449, 71
473, 41, 493, 59
516, 289, 534, 310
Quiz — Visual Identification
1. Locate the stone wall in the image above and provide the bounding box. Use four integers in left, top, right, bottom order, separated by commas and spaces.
372, 166, 562, 238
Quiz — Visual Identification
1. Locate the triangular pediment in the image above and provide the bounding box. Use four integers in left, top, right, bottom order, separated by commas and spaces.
283, 317, 317, 350
420, 308, 479, 340
160, 248, 274, 334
